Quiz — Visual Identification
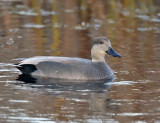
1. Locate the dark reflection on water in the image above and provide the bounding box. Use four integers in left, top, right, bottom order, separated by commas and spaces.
16, 74, 113, 92
0, 0, 160, 123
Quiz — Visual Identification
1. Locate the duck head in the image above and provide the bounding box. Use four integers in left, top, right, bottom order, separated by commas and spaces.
91, 37, 121, 62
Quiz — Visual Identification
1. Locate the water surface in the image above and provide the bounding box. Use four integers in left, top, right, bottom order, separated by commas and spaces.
0, 0, 160, 123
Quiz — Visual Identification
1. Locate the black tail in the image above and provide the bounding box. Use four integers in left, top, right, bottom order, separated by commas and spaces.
17, 74, 37, 83
16, 64, 37, 74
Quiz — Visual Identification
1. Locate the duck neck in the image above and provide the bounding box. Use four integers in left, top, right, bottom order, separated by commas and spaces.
91, 46, 106, 63
92, 56, 106, 62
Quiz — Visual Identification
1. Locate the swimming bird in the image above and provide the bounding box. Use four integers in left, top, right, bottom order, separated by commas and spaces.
15, 37, 121, 81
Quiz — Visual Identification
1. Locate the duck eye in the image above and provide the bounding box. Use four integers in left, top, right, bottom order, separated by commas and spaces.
100, 41, 104, 44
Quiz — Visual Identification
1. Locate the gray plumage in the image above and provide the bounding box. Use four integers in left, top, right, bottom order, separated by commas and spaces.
15, 37, 121, 81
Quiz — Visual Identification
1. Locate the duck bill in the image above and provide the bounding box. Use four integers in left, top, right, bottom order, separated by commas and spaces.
106, 47, 121, 58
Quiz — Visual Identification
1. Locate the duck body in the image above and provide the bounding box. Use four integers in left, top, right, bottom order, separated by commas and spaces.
16, 56, 114, 80
15, 37, 121, 81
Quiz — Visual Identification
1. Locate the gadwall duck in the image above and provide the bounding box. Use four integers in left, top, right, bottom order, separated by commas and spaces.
15, 37, 121, 80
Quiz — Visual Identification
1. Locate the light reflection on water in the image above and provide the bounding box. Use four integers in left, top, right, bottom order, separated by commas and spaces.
0, 0, 160, 123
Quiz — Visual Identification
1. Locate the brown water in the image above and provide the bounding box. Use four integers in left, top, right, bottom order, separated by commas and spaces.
0, 0, 160, 123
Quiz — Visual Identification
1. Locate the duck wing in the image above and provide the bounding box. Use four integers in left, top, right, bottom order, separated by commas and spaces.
16, 56, 91, 75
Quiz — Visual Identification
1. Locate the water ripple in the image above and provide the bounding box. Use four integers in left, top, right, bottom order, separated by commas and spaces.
8, 100, 29, 103
105, 81, 138, 86
15, 10, 38, 16
23, 23, 45, 28
8, 117, 55, 123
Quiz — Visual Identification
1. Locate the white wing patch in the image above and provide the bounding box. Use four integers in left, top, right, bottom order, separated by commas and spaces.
19, 56, 91, 65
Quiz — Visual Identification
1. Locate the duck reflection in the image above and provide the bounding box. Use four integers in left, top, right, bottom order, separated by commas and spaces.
15, 74, 117, 122
16, 74, 114, 92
